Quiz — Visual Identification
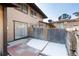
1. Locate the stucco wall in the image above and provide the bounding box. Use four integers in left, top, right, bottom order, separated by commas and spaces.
75, 31, 79, 56
54, 21, 79, 29
7, 7, 43, 42
76, 35, 79, 55
0, 5, 3, 55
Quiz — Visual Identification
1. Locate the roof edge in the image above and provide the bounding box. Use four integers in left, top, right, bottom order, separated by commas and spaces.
52, 18, 79, 23
27, 3, 48, 19
0, 3, 19, 7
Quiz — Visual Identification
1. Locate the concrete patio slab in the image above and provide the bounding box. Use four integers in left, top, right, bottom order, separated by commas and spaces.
27, 39, 48, 50
8, 38, 29, 47
41, 42, 68, 56
7, 38, 68, 56
7, 43, 40, 56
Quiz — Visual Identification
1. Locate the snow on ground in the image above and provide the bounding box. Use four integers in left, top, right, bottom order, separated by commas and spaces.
8, 38, 68, 56
27, 39, 48, 50
41, 42, 68, 56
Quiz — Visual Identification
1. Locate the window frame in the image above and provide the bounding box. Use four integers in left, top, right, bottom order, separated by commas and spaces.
22, 4, 28, 13
13, 20, 28, 40
30, 9, 37, 18
15, 4, 28, 14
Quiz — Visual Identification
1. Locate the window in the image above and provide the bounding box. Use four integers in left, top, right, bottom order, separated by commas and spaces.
14, 21, 28, 39
18, 4, 23, 11
17, 4, 28, 14
22, 4, 28, 13
31, 9, 37, 17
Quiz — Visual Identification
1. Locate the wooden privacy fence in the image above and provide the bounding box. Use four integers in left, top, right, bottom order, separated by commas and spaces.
28, 24, 79, 56
28, 25, 67, 44
28, 25, 48, 40
6, 20, 79, 56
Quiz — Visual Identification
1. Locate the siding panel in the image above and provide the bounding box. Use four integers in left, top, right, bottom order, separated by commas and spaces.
7, 7, 43, 42
0, 5, 3, 55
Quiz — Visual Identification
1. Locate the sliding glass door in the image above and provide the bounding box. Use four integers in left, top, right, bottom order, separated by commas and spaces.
14, 21, 28, 39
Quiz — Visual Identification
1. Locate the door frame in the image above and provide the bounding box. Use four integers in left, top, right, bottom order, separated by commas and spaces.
13, 20, 28, 40
3, 6, 7, 56
2, 3, 18, 56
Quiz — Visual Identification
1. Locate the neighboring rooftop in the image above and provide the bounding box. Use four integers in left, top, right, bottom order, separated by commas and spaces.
52, 18, 79, 23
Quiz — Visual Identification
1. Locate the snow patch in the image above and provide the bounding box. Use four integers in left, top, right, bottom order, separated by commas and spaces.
41, 42, 68, 56
27, 39, 48, 50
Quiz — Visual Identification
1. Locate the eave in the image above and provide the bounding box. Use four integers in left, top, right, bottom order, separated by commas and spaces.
27, 3, 48, 19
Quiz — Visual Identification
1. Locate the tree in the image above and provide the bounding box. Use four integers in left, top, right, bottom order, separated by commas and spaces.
73, 12, 79, 17
48, 19, 52, 23
58, 13, 71, 20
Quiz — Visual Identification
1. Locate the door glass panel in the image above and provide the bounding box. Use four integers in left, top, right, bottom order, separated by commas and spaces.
15, 22, 28, 39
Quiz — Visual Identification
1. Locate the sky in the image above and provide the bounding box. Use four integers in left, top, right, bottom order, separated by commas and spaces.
36, 3, 79, 22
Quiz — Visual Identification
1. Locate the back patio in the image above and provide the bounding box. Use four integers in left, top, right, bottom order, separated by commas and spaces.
7, 38, 68, 56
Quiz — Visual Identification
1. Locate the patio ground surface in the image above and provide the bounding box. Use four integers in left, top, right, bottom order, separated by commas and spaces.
7, 38, 68, 56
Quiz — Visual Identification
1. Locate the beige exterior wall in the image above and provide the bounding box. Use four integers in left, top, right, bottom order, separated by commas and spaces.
76, 34, 79, 55
54, 23, 61, 28
0, 5, 3, 54
53, 20, 79, 31
7, 6, 43, 42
